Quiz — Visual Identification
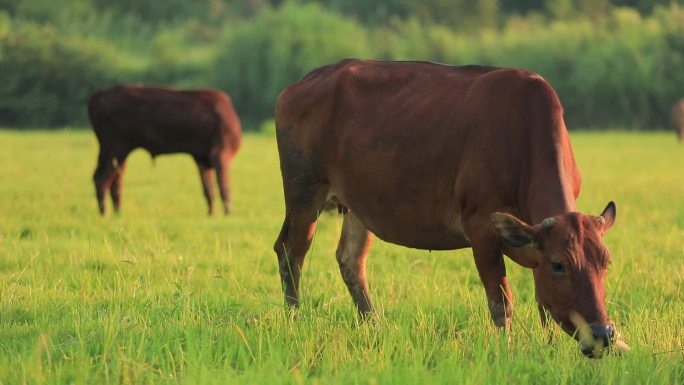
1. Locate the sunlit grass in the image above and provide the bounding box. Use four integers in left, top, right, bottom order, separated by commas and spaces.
0, 129, 682, 384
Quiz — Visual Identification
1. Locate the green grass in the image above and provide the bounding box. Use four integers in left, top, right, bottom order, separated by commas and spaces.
0, 129, 683, 385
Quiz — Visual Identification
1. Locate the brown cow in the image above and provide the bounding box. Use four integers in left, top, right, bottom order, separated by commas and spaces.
671, 100, 684, 140
274, 59, 620, 357
88, 85, 241, 215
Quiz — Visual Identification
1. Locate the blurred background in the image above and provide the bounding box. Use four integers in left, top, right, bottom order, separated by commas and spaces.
0, 0, 682, 131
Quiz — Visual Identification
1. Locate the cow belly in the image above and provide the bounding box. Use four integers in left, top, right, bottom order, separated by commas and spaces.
374, 225, 471, 250
328, 187, 471, 251
134, 128, 212, 156
326, 133, 471, 250
356, 209, 470, 250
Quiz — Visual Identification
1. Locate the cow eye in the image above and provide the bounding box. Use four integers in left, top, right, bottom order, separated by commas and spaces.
550, 261, 565, 273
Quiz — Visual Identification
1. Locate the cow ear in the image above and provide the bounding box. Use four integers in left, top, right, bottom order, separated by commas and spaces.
491, 212, 537, 248
491, 212, 541, 268
598, 201, 616, 234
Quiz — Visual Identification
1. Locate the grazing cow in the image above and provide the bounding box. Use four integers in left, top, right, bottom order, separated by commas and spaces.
88, 85, 241, 215
672, 100, 684, 141
274, 59, 620, 357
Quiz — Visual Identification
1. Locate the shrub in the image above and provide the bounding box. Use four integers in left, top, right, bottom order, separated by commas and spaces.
0, 22, 137, 127
469, 5, 684, 129
213, 2, 372, 126
1, 2, 683, 130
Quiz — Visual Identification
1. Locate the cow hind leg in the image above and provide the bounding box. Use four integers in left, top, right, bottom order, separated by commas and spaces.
273, 188, 328, 310
93, 149, 117, 215
110, 153, 129, 214
195, 156, 215, 215
336, 212, 375, 317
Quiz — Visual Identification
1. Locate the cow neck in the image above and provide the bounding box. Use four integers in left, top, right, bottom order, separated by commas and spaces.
526, 172, 576, 225
525, 130, 578, 225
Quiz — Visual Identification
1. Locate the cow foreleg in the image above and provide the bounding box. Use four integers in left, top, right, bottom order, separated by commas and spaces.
336, 213, 375, 317
467, 224, 514, 329
93, 150, 117, 215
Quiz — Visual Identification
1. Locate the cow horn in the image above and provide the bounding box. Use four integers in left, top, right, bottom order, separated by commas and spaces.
542, 217, 555, 229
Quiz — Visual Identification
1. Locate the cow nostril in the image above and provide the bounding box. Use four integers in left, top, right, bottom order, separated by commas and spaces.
590, 324, 614, 347
581, 346, 600, 358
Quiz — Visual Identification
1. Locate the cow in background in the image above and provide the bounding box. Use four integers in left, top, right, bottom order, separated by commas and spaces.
88, 85, 241, 215
672, 100, 684, 141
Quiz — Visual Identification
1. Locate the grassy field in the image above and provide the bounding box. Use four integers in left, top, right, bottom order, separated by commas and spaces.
0, 130, 683, 385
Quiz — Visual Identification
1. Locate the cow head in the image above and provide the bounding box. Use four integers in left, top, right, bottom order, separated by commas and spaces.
492, 202, 617, 357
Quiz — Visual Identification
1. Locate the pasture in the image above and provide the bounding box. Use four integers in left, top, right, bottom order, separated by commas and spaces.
0, 129, 682, 384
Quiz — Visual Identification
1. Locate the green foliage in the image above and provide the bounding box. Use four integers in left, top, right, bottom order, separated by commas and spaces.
371, 19, 464, 62
0, 0, 683, 129
0, 131, 683, 384
259, 119, 276, 135
0, 23, 136, 127
145, 25, 218, 87
90, 0, 221, 24
546, 0, 576, 19
0, 10, 9, 37
0, 0, 94, 23
455, 5, 684, 129
213, 2, 371, 126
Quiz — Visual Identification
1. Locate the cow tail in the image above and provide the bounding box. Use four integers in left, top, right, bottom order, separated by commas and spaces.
88, 92, 103, 137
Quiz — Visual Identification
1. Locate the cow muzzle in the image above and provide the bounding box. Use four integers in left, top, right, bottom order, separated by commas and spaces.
579, 324, 615, 358
569, 311, 625, 358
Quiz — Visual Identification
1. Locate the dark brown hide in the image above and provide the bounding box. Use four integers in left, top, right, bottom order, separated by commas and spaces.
672, 100, 684, 141
273, 59, 617, 351
88, 85, 241, 215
